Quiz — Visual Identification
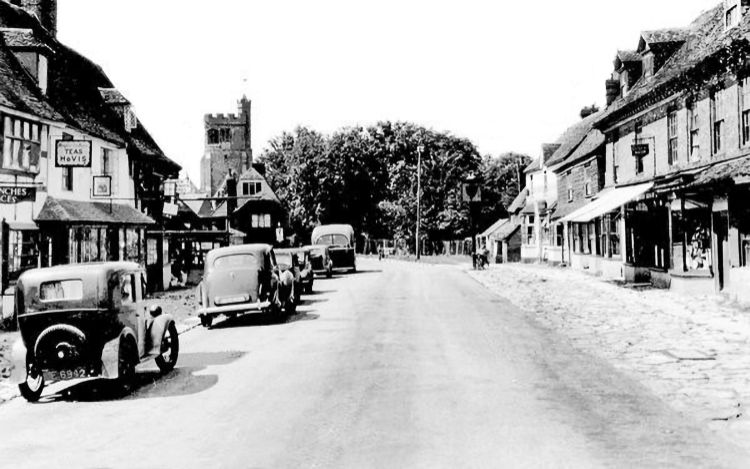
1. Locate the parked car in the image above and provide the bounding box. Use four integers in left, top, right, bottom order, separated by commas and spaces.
311, 224, 357, 273
197, 244, 296, 328
304, 245, 333, 278
11, 262, 178, 402
276, 248, 314, 295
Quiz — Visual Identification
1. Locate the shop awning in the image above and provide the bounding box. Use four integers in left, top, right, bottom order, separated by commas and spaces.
36, 197, 155, 225
560, 182, 653, 223
7, 221, 38, 231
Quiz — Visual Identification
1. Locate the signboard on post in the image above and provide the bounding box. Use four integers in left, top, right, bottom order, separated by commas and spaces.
631, 143, 650, 157
92, 176, 112, 197
163, 202, 179, 218
0, 186, 35, 204
462, 183, 482, 203
56, 140, 92, 167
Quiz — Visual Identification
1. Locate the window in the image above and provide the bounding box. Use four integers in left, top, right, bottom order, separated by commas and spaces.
242, 181, 263, 196
40, 280, 83, 301
62, 167, 74, 191
612, 135, 619, 184
101, 148, 113, 175
123, 228, 143, 263
566, 171, 573, 202
726, 4, 739, 29
543, 171, 548, 192
688, 103, 700, 160
219, 128, 231, 143
599, 218, 607, 257
251, 213, 272, 228
121, 274, 135, 305
207, 129, 219, 145
525, 215, 535, 245
555, 224, 564, 247
584, 163, 592, 196
68, 226, 109, 264
9, 230, 39, 277
2, 116, 44, 173
214, 254, 258, 269
741, 77, 750, 146
712, 89, 726, 154
634, 123, 645, 174
668, 112, 678, 166
589, 221, 599, 256
573, 224, 581, 253
147, 238, 158, 266
609, 214, 621, 257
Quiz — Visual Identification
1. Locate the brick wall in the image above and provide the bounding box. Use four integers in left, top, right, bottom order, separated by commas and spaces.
557, 154, 603, 215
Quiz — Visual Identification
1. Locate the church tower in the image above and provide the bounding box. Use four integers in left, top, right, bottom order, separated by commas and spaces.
201, 96, 253, 195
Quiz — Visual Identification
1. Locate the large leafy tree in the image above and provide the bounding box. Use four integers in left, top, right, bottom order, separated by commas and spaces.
476, 152, 532, 231
259, 121, 524, 249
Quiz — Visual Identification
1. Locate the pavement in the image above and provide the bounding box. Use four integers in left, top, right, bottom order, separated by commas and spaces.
0, 259, 746, 468
469, 261, 750, 453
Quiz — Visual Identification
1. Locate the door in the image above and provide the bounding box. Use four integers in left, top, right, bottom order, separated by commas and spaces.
119, 272, 145, 356
713, 212, 729, 291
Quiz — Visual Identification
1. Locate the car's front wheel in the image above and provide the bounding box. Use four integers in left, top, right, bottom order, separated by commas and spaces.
155, 322, 179, 373
118, 340, 138, 395
18, 364, 44, 403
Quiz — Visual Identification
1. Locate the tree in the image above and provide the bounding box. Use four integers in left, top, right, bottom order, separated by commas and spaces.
477, 152, 532, 231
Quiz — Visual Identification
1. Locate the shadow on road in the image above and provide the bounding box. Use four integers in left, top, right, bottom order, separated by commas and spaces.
36, 351, 245, 404
211, 310, 320, 330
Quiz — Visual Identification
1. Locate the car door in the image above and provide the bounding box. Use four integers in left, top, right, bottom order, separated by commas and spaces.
119, 272, 146, 358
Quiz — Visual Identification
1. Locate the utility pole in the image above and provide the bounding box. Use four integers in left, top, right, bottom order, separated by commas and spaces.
416, 144, 425, 260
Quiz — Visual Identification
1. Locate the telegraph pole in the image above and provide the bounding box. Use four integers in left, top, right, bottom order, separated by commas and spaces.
416, 144, 425, 260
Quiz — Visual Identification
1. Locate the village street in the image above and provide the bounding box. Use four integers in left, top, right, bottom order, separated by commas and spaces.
0, 259, 745, 468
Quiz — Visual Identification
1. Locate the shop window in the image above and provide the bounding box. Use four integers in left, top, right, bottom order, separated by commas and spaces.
251, 213, 272, 229
1, 116, 44, 173
573, 224, 581, 253
599, 218, 607, 257
68, 226, 108, 264
609, 214, 621, 257
589, 221, 599, 256
147, 238, 158, 266
667, 112, 678, 166
122, 228, 143, 263
555, 224, 564, 247
8, 230, 39, 279
672, 206, 712, 271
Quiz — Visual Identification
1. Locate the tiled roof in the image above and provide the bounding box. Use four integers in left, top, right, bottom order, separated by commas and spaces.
1, 28, 51, 52
549, 128, 605, 171
617, 50, 641, 63
0, 34, 61, 121
524, 158, 541, 173
685, 156, 750, 188
507, 188, 528, 214
36, 196, 155, 225
98, 87, 130, 105
479, 218, 509, 238
597, 4, 728, 128
492, 220, 520, 241
640, 28, 690, 45
544, 110, 604, 168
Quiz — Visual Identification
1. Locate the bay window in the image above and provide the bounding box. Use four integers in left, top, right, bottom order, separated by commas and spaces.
1, 116, 45, 173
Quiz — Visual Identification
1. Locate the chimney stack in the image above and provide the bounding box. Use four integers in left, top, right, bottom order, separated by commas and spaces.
605, 79, 620, 106
16, 0, 57, 37
580, 104, 600, 119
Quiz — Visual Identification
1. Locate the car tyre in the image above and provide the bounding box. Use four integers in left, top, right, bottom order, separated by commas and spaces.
118, 339, 138, 395
18, 364, 44, 403
200, 314, 213, 328
155, 322, 179, 373
305, 282, 313, 294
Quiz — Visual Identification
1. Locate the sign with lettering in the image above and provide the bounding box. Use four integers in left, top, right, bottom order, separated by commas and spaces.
0, 186, 36, 204
163, 202, 179, 218
56, 140, 92, 167
631, 143, 650, 157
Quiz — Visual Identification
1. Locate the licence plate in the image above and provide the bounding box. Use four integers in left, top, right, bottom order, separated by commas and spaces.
44, 367, 90, 382
215, 295, 250, 306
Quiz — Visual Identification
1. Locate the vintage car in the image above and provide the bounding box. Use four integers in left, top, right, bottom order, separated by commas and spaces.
311, 224, 357, 273
11, 263, 178, 402
304, 245, 333, 278
276, 248, 314, 296
197, 244, 296, 328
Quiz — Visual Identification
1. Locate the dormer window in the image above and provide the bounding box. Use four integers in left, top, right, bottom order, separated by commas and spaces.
642, 53, 654, 79
1, 29, 51, 94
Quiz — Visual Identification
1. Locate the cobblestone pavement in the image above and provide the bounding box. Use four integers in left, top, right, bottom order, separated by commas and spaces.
469, 263, 750, 451
0, 286, 201, 404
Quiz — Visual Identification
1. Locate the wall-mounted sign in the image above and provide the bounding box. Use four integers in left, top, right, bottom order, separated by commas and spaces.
92, 175, 112, 197
631, 143, 650, 157
163, 202, 179, 218
0, 186, 36, 204
56, 140, 92, 167
462, 183, 482, 203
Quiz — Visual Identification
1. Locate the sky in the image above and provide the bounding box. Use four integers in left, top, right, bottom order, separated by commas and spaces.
57, 0, 721, 183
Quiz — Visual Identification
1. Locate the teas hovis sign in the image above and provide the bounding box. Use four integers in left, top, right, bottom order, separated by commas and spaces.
56, 140, 93, 167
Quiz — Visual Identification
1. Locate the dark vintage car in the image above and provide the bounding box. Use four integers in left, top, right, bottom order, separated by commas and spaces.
11, 263, 178, 402
304, 245, 333, 278
311, 224, 357, 273
275, 248, 314, 297
197, 244, 296, 328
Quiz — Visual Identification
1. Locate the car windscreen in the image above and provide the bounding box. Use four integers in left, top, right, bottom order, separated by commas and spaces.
314, 234, 350, 247
213, 254, 258, 269
275, 253, 293, 269
40, 280, 83, 301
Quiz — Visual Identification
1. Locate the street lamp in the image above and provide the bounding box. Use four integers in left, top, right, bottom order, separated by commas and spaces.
416, 144, 425, 260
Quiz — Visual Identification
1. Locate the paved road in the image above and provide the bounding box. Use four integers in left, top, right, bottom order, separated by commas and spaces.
0, 259, 746, 468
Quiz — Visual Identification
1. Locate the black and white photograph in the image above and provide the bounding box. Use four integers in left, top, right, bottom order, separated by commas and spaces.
0, 0, 750, 467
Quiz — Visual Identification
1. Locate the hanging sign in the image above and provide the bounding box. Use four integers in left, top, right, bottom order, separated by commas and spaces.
92, 176, 112, 197
462, 183, 482, 203
631, 143, 650, 157
56, 140, 92, 167
0, 186, 36, 204
163, 202, 179, 218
